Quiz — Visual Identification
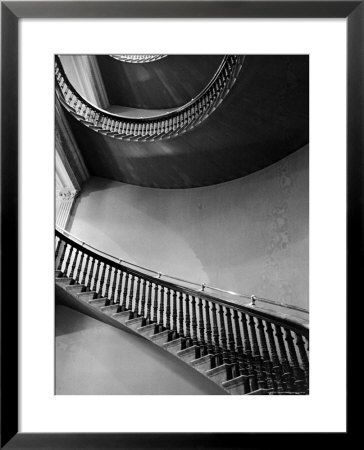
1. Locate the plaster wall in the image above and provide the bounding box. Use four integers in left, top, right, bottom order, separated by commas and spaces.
68, 145, 309, 310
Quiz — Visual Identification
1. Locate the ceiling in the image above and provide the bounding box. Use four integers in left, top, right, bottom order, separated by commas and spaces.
62, 55, 309, 189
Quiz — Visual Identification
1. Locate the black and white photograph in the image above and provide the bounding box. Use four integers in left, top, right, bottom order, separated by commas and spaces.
54, 54, 309, 396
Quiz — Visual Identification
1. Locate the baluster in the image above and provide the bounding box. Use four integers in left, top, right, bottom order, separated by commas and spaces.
104, 264, 112, 305
165, 288, 171, 332
90, 258, 99, 292
157, 285, 165, 333
274, 325, 295, 392
97, 262, 106, 299
226, 307, 239, 379
80, 253, 90, 286
92, 259, 101, 294
75, 250, 85, 284
218, 305, 232, 380
295, 333, 309, 391
205, 301, 214, 356
285, 329, 306, 393
71, 248, 81, 280
151, 283, 158, 324
248, 315, 267, 390
191, 296, 199, 353
197, 298, 207, 356
143, 280, 152, 324
132, 277, 141, 318
118, 272, 129, 312
115, 270, 123, 307
256, 318, 276, 392
184, 295, 193, 348
64, 245, 74, 278
110, 267, 118, 305
55, 238, 61, 260
265, 321, 285, 393
240, 312, 258, 391
233, 310, 250, 393
127, 274, 135, 311
171, 289, 178, 340
140, 279, 147, 325
178, 291, 185, 348
211, 303, 222, 367
57, 241, 67, 272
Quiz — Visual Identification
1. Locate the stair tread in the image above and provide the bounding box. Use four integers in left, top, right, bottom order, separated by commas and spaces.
88, 298, 107, 305
222, 374, 250, 389
163, 337, 182, 347
190, 354, 214, 366
177, 345, 198, 357
125, 317, 143, 325
151, 330, 170, 341
65, 284, 86, 290
137, 324, 156, 332
206, 364, 228, 377
112, 311, 131, 318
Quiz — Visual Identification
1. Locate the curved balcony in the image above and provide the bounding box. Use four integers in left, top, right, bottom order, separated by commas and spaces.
55, 55, 245, 142
109, 54, 167, 63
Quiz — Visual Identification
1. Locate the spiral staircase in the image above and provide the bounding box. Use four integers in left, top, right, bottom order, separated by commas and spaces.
55, 54, 309, 395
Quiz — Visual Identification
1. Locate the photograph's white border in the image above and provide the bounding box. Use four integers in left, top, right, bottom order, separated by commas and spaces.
19, 18, 346, 432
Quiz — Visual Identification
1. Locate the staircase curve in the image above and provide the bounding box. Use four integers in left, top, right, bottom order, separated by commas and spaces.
55, 55, 244, 142
55, 228, 309, 395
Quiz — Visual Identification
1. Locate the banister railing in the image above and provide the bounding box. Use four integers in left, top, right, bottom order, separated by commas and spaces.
55, 55, 245, 142
55, 229, 309, 394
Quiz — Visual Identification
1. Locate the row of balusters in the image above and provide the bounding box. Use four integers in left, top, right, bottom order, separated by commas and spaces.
55, 56, 240, 140
56, 237, 309, 394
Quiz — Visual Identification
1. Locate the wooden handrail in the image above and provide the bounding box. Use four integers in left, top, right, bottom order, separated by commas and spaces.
55, 54, 245, 141
56, 226, 309, 317
55, 228, 309, 394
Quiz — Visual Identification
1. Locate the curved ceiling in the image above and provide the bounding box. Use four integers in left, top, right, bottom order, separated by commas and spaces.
62, 55, 309, 189
96, 54, 224, 109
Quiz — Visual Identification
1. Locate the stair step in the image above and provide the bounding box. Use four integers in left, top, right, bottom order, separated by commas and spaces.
112, 311, 132, 324
88, 298, 108, 307
77, 291, 96, 302
190, 354, 214, 373
246, 388, 271, 395
55, 270, 63, 278
222, 375, 250, 395
125, 317, 143, 331
162, 337, 183, 353
55, 277, 73, 286
177, 346, 198, 363
136, 323, 157, 338
206, 364, 229, 385
64, 284, 86, 294
100, 304, 119, 316
150, 330, 171, 346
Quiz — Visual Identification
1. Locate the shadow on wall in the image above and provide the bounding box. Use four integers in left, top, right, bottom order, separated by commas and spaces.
68, 145, 309, 311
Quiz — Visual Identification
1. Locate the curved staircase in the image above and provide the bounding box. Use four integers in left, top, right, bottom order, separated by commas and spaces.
55, 229, 309, 395
55, 55, 244, 141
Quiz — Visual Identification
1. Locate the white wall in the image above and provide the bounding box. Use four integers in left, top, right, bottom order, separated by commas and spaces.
68, 145, 309, 310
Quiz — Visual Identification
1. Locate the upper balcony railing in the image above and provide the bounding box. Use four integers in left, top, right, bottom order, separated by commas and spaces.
109, 54, 168, 63
55, 228, 309, 394
55, 55, 244, 142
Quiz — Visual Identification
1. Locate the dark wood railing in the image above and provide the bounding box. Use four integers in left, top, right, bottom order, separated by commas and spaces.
55, 55, 244, 142
55, 229, 309, 394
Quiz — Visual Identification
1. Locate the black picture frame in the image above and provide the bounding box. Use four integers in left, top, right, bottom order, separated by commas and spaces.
1, 1, 357, 448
